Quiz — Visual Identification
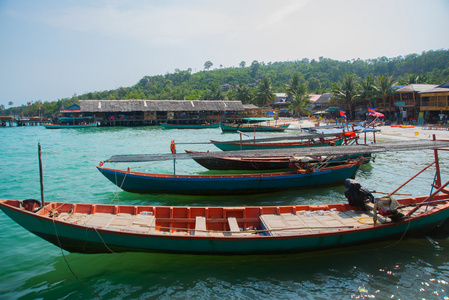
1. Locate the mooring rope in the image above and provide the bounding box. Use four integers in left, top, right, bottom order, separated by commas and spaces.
51, 216, 102, 299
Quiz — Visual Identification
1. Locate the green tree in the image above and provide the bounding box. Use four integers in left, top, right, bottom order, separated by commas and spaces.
235, 83, 252, 104
332, 74, 360, 120
285, 74, 301, 100
204, 61, 213, 70
250, 60, 260, 78
376, 74, 398, 118
358, 74, 377, 108
288, 84, 310, 117
8, 101, 14, 106
254, 77, 275, 107
239, 61, 246, 68
307, 77, 321, 93
204, 84, 224, 100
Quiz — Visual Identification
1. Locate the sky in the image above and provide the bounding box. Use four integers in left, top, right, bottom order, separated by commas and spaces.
1, 0, 448, 107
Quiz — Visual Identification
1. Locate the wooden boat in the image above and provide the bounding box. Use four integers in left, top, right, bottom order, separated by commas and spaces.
1, 191, 448, 254
42, 122, 97, 129
210, 136, 347, 151
160, 122, 219, 129
185, 150, 361, 171
1, 139, 448, 255
42, 116, 97, 129
220, 122, 290, 132
96, 159, 364, 195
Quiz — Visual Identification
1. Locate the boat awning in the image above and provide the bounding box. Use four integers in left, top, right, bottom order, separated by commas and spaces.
60, 109, 81, 113
103, 140, 449, 163
243, 117, 275, 122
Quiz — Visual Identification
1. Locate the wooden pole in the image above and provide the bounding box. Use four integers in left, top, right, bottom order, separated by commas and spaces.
38, 143, 45, 207
433, 134, 442, 187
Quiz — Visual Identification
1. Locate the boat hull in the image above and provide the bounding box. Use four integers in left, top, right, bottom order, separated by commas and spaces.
96, 162, 361, 195
160, 123, 219, 129
210, 137, 344, 151
220, 123, 290, 132
42, 123, 97, 129
1, 196, 449, 254
186, 150, 370, 170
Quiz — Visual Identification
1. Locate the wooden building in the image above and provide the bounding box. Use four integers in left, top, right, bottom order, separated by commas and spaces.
419, 81, 449, 123
78, 100, 245, 126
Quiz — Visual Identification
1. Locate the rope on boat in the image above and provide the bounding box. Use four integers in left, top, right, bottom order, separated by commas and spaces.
358, 217, 378, 225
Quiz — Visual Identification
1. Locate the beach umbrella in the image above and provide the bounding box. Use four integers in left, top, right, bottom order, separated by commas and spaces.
369, 111, 384, 117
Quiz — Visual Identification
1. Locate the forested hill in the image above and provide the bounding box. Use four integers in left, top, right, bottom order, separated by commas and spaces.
2, 49, 449, 116
76, 49, 449, 102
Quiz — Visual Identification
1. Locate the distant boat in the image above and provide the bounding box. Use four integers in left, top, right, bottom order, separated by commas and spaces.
220, 122, 290, 132
96, 159, 363, 195
210, 136, 347, 151
160, 122, 219, 129
42, 122, 97, 129
42, 116, 97, 129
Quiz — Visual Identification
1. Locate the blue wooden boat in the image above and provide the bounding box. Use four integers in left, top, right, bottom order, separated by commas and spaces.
160, 122, 219, 129
96, 160, 363, 195
42, 122, 97, 129
42, 116, 97, 129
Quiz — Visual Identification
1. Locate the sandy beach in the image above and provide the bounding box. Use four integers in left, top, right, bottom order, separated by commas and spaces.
290, 119, 449, 140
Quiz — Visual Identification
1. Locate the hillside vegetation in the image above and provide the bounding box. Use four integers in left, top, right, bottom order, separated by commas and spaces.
3, 49, 449, 116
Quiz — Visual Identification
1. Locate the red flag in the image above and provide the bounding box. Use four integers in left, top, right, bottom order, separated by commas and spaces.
339, 110, 346, 118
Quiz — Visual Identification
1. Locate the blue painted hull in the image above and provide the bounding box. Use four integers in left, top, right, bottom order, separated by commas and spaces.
97, 162, 361, 195
160, 123, 219, 129
42, 123, 97, 129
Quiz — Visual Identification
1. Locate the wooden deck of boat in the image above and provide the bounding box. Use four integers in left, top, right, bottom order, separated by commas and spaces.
54, 204, 430, 237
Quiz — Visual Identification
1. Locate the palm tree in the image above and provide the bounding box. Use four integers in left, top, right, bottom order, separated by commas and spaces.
286, 74, 302, 100
358, 75, 377, 108
254, 77, 275, 107
204, 84, 224, 100
235, 83, 252, 104
288, 86, 311, 117
332, 74, 360, 120
376, 74, 398, 119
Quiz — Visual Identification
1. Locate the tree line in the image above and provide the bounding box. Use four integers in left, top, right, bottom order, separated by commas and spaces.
2, 49, 448, 117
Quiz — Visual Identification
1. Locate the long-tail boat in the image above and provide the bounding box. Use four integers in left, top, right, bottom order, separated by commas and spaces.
42, 122, 97, 129
42, 116, 97, 129
96, 159, 364, 195
220, 122, 290, 132
160, 122, 219, 129
210, 135, 349, 151
185, 150, 361, 171
1, 139, 449, 254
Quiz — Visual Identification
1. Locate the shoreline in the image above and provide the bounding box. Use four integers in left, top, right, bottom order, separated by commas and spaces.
287, 119, 449, 140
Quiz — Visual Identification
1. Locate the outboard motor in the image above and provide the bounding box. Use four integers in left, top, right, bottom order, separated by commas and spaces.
344, 179, 374, 210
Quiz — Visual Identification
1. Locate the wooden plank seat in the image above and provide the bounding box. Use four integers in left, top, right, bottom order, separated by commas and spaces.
194, 216, 208, 236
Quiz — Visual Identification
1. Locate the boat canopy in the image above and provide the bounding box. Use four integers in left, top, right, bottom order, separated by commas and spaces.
243, 117, 275, 122
103, 140, 449, 163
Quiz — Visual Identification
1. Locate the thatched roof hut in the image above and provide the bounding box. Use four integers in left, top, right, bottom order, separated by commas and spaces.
80, 100, 244, 113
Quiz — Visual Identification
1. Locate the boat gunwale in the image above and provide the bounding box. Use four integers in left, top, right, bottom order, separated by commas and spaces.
2, 197, 449, 242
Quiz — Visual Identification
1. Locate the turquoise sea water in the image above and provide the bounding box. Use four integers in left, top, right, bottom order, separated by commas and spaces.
1, 125, 449, 299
